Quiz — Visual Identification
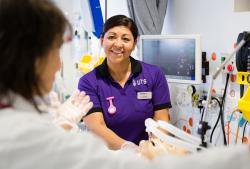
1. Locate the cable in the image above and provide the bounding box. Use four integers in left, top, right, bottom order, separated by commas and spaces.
235, 124, 240, 144
209, 73, 230, 145
227, 121, 230, 144
198, 98, 205, 121
226, 112, 235, 145
218, 108, 240, 145
242, 121, 248, 143
220, 73, 230, 145
209, 97, 222, 143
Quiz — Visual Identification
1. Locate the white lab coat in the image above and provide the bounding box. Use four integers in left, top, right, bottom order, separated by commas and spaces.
0, 95, 249, 169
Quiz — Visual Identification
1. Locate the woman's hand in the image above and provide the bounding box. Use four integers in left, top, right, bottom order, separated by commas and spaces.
139, 138, 188, 160
49, 90, 93, 130
120, 141, 140, 154
57, 90, 93, 122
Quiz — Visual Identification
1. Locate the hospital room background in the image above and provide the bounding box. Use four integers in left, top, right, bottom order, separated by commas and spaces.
53, 0, 250, 146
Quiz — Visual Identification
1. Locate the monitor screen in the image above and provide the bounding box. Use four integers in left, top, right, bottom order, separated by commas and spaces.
140, 34, 201, 84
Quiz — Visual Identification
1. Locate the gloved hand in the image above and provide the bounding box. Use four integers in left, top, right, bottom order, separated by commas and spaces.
139, 138, 188, 160
120, 141, 140, 154
49, 90, 93, 130
139, 138, 168, 160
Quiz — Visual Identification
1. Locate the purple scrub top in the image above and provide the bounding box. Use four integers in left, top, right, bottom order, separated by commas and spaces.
78, 57, 171, 145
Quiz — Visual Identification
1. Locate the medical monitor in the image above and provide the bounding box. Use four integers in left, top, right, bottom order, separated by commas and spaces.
140, 34, 201, 84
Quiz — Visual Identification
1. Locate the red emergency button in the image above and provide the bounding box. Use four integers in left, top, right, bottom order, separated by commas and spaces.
227, 64, 234, 72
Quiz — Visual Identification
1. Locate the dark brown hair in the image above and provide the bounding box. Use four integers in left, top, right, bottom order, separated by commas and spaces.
0, 0, 71, 109
101, 15, 138, 41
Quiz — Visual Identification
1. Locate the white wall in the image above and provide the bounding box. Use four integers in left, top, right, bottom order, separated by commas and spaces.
100, 0, 130, 18
163, 0, 250, 53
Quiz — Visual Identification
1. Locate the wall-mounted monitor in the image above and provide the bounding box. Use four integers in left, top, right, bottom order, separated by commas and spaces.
139, 34, 201, 84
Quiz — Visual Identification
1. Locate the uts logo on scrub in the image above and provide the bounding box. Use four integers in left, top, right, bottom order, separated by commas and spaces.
133, 79, 147, 86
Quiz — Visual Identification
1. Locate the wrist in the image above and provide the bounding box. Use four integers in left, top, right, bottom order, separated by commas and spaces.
120, 141, 140, 154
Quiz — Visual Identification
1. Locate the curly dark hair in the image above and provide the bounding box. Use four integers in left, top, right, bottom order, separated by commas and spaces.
0, 0, 71, 109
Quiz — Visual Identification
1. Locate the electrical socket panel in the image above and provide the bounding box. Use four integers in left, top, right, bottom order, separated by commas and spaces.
221, 53, 237, 75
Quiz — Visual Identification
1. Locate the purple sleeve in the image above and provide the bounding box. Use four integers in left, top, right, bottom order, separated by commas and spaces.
78, 76, 103, 114
152, 68, 172, 111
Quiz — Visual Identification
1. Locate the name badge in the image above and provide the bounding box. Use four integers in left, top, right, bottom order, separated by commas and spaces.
137, 92, 152, 100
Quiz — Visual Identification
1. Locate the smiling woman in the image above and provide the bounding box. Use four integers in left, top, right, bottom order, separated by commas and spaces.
101, 25, 136, 63
78, 15, 172, 150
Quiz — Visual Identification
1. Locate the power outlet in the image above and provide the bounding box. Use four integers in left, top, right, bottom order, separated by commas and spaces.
221, 53, 237, 74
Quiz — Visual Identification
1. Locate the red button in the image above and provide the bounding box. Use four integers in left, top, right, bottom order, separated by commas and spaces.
211, 52, 217, 61
230, 74, 236, 82
227, 64, 233, 72
188, 117, 193, 127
